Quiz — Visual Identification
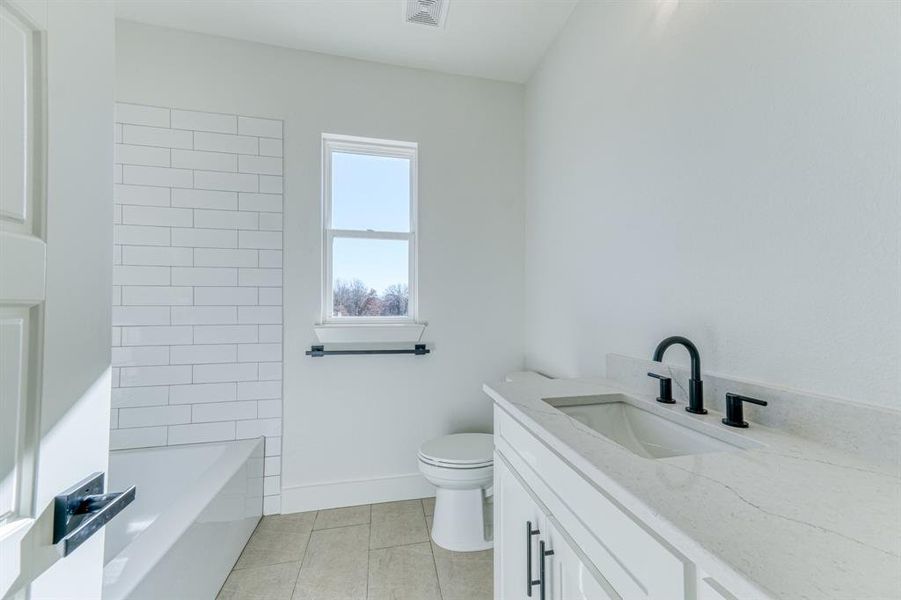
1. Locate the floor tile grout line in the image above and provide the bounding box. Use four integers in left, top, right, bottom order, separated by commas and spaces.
368, 538, 436, 551
288, 511, 317, 599
312, 520, 372, 532
230, 557, 298, 572
366, 503, 372, 600
368, 530, 433, 551
423, 506, 445, 600
368, 498, 433, 550
312, 503, 373, 532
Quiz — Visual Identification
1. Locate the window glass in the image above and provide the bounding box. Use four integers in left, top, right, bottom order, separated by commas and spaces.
332, 237, 409, 317
331, 152, 410, 232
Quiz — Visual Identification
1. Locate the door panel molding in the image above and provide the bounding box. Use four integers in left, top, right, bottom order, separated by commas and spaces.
0, 232, 46, 303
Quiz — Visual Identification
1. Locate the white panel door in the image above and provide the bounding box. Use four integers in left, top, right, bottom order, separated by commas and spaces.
0, 2, 47, 596
0, 0, 114, 597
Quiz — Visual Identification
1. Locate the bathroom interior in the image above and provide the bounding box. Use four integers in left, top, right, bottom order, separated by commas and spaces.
0, 0, 898, 599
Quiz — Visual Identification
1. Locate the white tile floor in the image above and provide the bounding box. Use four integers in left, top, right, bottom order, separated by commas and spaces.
217, 498, 493, 600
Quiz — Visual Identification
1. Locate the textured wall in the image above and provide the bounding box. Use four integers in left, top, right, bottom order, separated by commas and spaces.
524, 1, 901, 408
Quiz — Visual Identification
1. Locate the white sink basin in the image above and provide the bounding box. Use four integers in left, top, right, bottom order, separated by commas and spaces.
543, 393, 758, 459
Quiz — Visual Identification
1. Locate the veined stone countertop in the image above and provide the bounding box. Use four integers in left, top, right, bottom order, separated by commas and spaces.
484, 373, 901, 600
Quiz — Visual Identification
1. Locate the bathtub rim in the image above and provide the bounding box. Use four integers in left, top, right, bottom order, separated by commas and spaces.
102, 437, 264, 600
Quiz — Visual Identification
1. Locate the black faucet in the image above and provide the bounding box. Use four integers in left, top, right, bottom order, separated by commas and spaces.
652, 336, 706, 414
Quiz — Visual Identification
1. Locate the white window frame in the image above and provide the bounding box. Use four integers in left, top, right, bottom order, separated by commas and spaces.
320, 133, 419, 327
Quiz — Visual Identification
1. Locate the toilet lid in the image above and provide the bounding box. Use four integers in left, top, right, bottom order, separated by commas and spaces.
418, 433, 494, 467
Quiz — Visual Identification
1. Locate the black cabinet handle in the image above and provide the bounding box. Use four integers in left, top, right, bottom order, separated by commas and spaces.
539, 540, 555, 600
526, 521, 540, 596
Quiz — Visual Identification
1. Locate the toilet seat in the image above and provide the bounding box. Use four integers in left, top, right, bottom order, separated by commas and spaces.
417, 433, 494, 469
418, 454, 493, 469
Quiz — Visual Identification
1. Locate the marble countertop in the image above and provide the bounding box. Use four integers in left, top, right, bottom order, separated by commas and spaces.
484, 373, 901, 600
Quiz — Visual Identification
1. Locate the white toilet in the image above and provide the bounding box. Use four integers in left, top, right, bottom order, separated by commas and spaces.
418, 433, 494, 552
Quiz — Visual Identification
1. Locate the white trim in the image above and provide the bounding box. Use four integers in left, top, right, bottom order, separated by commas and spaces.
321, 133, 419, 325
313, 323, 425, 344
329, 229, 410, 240
323, 132, 417, 153
0, 517, 33, 594
280, 472, 434, 513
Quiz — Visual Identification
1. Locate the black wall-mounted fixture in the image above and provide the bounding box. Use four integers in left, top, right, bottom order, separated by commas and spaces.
652, 336, 706, 414
722, 393, 768, 428
306, 344, 430, 357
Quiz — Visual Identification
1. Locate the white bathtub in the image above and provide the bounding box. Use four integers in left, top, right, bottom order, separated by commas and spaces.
102, 439, 263, 600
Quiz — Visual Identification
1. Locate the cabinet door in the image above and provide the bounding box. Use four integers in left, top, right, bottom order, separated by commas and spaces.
495, 452, 546, 600
698, 577, 738, 600
545, 519, 620, 600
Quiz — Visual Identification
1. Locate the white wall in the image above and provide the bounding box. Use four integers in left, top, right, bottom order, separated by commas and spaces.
109, 103, 284, 514
115, 21, 525, 512
525, 1, 901, 409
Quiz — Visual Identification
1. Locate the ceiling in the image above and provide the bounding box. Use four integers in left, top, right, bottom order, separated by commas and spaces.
114, 0, 579, 83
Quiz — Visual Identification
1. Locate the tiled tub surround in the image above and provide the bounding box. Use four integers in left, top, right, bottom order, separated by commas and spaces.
487, 369, 901, 599
111, 103, 284, 514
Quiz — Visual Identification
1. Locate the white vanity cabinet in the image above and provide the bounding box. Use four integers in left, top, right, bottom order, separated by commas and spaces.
494, 453, 615, 600
494, 404, 732, 600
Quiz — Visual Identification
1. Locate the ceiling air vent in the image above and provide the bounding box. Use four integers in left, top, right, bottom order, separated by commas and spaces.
405, 0, 448, 28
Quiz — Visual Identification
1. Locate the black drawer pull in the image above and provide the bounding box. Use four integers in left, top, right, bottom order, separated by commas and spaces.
526, 520, 540, 596
539, 540, 555, 600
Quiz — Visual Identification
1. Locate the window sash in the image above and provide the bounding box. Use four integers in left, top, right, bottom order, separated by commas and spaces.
324, 230, 415, 322
322, 134, 418, 324
327, 229, 410, 240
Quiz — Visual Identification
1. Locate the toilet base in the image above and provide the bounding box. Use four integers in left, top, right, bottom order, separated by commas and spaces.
430, 487, 493, 552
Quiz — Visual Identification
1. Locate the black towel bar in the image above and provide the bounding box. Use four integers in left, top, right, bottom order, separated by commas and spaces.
306, 344, 430, 357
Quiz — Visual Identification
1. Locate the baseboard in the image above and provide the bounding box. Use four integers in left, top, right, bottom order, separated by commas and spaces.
280, 472, 435, 513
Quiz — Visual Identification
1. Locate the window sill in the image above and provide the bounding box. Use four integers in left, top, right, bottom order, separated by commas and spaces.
313, 322, 426, 344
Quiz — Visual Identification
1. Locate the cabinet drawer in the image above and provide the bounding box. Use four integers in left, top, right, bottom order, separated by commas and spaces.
496, 405, 688, 600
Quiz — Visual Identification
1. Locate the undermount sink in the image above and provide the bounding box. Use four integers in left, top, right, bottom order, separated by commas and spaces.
543, 393, 758, 459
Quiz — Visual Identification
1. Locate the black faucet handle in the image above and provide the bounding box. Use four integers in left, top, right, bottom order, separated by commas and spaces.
727, 393, 768, 407
722, 393, 768, 428
647, 372, 675, 404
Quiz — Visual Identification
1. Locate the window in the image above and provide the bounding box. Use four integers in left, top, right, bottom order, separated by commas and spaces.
321, 134, 418, 325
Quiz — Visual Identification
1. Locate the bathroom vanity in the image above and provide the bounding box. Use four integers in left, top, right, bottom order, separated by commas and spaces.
487, 371, 900, 600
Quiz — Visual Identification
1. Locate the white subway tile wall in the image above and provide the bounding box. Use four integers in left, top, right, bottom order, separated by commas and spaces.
112, 103, 284, 513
